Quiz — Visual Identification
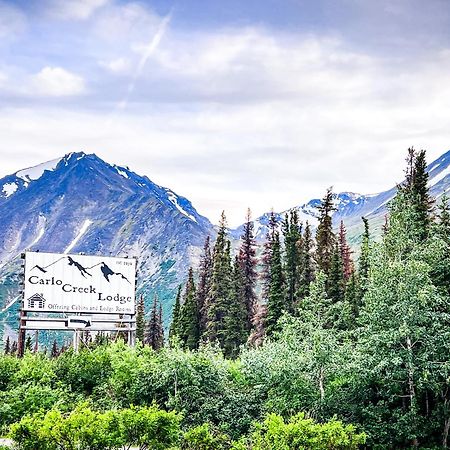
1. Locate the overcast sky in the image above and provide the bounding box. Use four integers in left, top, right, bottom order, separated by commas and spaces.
0, 0, 449, 226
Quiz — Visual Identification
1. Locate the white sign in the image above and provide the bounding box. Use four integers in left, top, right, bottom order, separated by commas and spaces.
24, 252, 136, 314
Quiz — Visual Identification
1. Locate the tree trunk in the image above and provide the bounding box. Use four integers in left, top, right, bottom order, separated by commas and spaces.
319, 367, 325, 401
406, 336, 419, 448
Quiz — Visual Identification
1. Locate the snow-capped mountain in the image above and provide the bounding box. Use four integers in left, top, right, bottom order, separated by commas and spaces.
0, 152, 215, 337
233, 150, 450, 246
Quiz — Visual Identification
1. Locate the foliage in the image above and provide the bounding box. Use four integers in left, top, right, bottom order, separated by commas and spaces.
232, 413, 365, 450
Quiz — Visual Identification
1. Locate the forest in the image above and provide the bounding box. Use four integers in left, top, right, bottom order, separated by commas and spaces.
1, 148, 450, 449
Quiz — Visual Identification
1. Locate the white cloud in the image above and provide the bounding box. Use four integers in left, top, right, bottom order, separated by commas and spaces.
31, 67, 86, 97
46, 0, 109, 20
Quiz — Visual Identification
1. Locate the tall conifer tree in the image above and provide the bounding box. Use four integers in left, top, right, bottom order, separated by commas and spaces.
238, 208, 258, 331
315, 188, 336, 292
196, 236, 213, 336
179, 268, 200, 350
4, 336, 10, 355
169, 285, 182, 343
328, 243, 345, 304
261, 211, 278, 302
136, 294, 145, 343
297, 221, 315, 300
338, 221, 353, 281
283, 210, 302, 311
223, 256, 247, 358
205, 212, 233, 347
145, 295, 164, 350
266, 230, 285, 335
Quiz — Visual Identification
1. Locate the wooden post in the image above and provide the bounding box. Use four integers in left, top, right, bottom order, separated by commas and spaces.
17, 308, 27, 357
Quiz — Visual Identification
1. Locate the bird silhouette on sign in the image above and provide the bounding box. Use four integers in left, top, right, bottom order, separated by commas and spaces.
100, 262, 131, 284
67, 256, 92, 278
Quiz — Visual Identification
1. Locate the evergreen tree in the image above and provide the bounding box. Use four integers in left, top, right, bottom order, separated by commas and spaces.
169, 285, 182, 343
266, 230, 285, 335
238, 209, 258, 332
315, 188, 336, 292
338, 221, 353, 281
4, 336, 10, 355
261, 211, 278, 302
179, 268, 200, 350
145, 295, 164, 350
51, 340, 59, 358
358, 217, 370, 294
283, 210, 302, 310
401, 147, 433, 240
25, 334, 32, 352
205, 212, 233, 348
431, 193, 450, 296
297, 221, 315, 300
223, 256, 247, 358
136, 294, 145, 343
196, 236, 213, 335
328, 243, 345, 304
11, 341, 17, 355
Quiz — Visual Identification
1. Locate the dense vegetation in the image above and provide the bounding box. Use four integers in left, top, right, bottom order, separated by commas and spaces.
2, 147, 450, 449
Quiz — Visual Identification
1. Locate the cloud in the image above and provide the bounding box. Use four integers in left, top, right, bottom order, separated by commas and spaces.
0, 1, 449, 225
46, 0, 110, 20
31, 67, 86, 97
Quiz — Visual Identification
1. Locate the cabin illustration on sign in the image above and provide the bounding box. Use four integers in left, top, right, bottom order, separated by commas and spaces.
27, 293, 46, 309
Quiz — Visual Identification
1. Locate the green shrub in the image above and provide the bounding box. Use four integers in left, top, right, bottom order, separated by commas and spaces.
232, 413, 366, 450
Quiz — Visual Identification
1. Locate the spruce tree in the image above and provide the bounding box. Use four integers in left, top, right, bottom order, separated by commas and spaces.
136, 294, 145, 343
4, 336, 10, 355
338, 221, 353, 281
11, 341, 17, 355
401, 147, 433, 241
51, 340, 59, 358
238, 208, 258, 331
297, 221, 315, 300
196, 236, 213, 336
315, 188, 336, 290
283, 210, 302, 311
223, 256, 247, 358
358, 217, 370, 291
25, 334, 32, 352
266, 230, 285, 335
205, 212, 233, 348
261, 211, 278, 302
328, 243, 345, 304
179, 268, 200, 350
169, 285, 182, 343
145, 295, 164, 350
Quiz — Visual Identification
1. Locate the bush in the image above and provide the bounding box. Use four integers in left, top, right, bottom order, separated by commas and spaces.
10, 403, 182, 450
232, 413, 366, 450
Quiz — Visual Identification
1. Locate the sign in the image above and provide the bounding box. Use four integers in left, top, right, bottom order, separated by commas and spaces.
24, 252, 136, 314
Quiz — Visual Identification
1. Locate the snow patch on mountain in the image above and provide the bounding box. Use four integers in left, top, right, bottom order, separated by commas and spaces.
166, 191, 197, 222
115, 166, 129, 179
16, 157, 62, 185
64, 219, 93, 254
2, 182, 18, 198
428, 165, 450, 187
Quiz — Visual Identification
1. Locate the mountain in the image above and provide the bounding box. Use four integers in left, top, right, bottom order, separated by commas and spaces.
0, 152, 214, 340
232, 150, 450, 247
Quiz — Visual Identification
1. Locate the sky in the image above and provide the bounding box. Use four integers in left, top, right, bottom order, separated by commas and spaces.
0, 0, 449, 226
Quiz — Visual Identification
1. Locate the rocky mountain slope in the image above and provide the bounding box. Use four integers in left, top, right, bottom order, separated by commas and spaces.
0, 152, 214, 339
